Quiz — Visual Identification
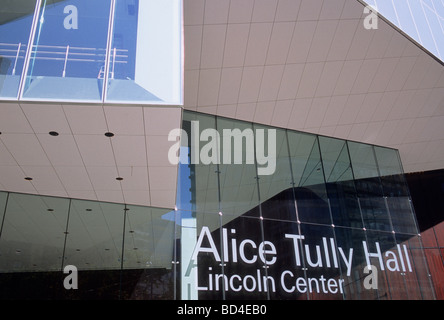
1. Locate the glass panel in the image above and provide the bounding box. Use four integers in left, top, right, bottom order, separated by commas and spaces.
180, 112, 219, 214
216, 216, 268, 300
0, 0, 36, 98
106, 0, 182, 104
0, 193, 69, 272
396, 234, 436, 300
392, 0, 420, 41
348, 142, 391, 232
179, 210, 224, 300
364, 230, 398, 299
319, 136, 362, 228
254, 125, 295, 221
386, 197, 418, 234
374, 146, 418, 234
298, 223, 343, 300
64, 199, 124, 270
374, 0, 398, 25
262, 219, 306, 300
120, 205, 175, 299
288, 133, 330, 225
22, 0, 111, 101
287, 131, 318, 187
334, 226, 375, 300
217, 117, 259, 218
406, 0, 438, 55
0, 192, 8, 230
123, 205, 174, 269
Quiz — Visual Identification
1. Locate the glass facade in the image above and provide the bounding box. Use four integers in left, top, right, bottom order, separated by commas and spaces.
364, 0, 444, 61
0, 192, 175, 299
0, 110, 435, 300
175, 111, 435, 300
0, 0, 182, 104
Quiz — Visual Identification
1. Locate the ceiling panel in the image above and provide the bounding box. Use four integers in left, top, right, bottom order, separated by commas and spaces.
21, 165, 67, 197
74, 134, 115, 167
20, 103, 71, 134
111, 135, 147, 167
54, 166, 94, 192
298, 0, 323, 21
0, 103, 33, 133
251, 0, 278, 22
0, 165, 35, 193
228, 0, 254, 24
218, 67, 243, 105
63, 104, 108, 135
204, 0, 230, 24
1, 134, 50, 166
223, 23, 250, 68
245, 23, 273, 66
103, 106, 144, 136
201, 24, 226, 69
287, 20, 317, 64
36, 133, 84, 167
184, 25, 203, 70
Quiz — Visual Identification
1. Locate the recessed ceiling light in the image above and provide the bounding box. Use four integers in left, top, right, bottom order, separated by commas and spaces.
24, 177, 33, 181
105, 132, 114, 137
116, 177, 123, 181
49, 131, 59, 136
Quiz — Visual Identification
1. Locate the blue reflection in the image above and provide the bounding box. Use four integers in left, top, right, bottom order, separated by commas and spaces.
0, 1, 35, 98
22, 0, 110, 100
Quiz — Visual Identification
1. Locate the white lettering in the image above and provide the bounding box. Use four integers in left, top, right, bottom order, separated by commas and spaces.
63, 5, 78, 30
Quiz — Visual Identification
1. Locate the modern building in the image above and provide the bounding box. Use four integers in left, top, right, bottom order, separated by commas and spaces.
0, 0, 443, 300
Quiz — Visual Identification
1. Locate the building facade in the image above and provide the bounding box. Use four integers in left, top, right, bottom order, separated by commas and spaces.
0, 0, 443, 300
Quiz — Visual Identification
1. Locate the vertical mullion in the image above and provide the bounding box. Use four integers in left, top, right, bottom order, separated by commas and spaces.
103, 0, 116, 102
18, 0, 42, 100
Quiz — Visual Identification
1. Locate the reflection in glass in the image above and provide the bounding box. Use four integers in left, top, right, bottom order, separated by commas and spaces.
180, 112, 219, 215
319, 137, 362, 228
123, 205, 174, 269
334, 226, 374, 300
374, 146, 418, 234
288, 133, 330, 225
0, 0, 36, 98
22, 0, 111, 101
348, 142, 392, 231
105, 0, 160, 102
396, 234, 436, 300
0, 193, 69, 272
64, 199, 124, 270
105, 0, 182, 104
255, 125, 295, 221
217, 117, 259, 217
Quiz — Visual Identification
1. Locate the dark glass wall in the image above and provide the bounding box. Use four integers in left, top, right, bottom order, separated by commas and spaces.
177, 111, 436, 300
0, 192, 175, 299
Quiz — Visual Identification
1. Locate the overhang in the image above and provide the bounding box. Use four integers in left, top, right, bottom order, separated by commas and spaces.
183, 0, 444, 174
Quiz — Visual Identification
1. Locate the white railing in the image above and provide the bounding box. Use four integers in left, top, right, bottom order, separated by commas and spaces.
0, 42, 128, 79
